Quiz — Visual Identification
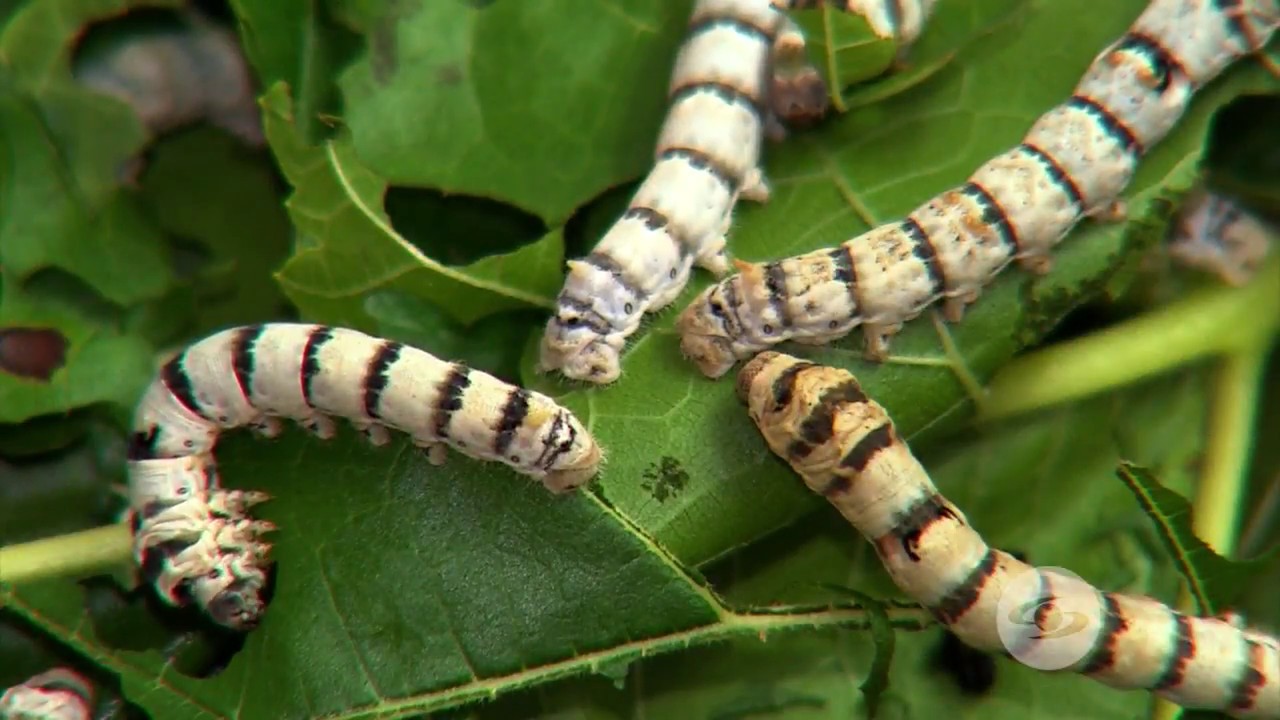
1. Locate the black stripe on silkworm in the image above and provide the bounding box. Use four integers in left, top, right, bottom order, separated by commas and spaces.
763, 262, 793, 329
821, 473, 853, 497
127, 427, 161, 461
931, 548, 999, 625
901, 218, 947, 295
889, 493, 961, 562
1067, 96, 1144, 156
1117, 31, 1183, 92
493, 388, 532, 457
584, 251, 646, 301
963, 181, 1020, 251
433, 364, 471, 440
362, 340, 404, 420
723, 274, 746, 335
1020, 142, 1087, 212
161, 353, 211, 421
830, 245, 857, 286
838, 422, 896, 473
231, 324, 265, 404
770, 361, 815, 412
786, 379, 868, 460
686, 14, 774, 47
535, 410, 574, 470
555, 296, 613, 334
1229, 641, 1267, 712
623, 206, 670, 231
659, 145, 741, 193
669, 78, 766, 123
1152, 613, 1196, 690
1080, 592, 1128, 674
300, 326, 334, 409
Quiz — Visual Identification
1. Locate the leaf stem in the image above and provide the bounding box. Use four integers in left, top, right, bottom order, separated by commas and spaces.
1150, 343, 1268, 720
1195, 346, 1268, 558
0, 524, 132, 585
977, 252, 1280, 423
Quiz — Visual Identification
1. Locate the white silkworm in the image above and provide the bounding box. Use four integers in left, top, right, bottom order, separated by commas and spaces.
538, 0, 786, 384
1168, 190, 1274, 285
0, 669, 93, 720
127, 323, 601, 630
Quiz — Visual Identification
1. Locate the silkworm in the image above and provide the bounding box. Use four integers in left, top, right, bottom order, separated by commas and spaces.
74, 9, 263, 149
740, 351, 1280, 718
1168, 190, 1274, 286
773, 0, 939, 48
0, 668, 93, 720
678, 0, 1279, 377
127, 323, 601, 630
538, 0, 787, 384
768, 15, 831, 130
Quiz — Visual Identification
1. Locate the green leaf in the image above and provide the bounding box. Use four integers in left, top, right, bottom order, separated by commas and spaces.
262, 82, 566, 329
0, 0, 185, 306
0, 274, 153, 425
0, 82, 173, 307
138, 127, 294, 330
1115, 462, 1279, 615
840, 0, 1031, 110
336, 0, 694, 224
2, 426, 924, 718
0, 426, 121, 545
523, 0, 1280, 569
820, 586, 896, 717
785, 6, 898, 98
1203, 94, 1280, 209
228, 0, 359, 143
362, 290, 542, 379
495, 368, 1227, 720
786, 0, 1025, 113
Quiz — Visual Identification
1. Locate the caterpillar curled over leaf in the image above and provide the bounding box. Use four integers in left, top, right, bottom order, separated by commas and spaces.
0, 668, 94, 720
739, 352, 1280, 718
1168, 190, 1275, 286
678, 0, 1280, 378
127, 323, 601, 630
538, 0, 791, 384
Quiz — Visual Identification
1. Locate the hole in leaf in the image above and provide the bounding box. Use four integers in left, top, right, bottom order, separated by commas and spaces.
383, 187, 548, 265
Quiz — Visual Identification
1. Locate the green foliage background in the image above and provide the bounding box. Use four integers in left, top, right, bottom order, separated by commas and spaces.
0, 0, 1277, 718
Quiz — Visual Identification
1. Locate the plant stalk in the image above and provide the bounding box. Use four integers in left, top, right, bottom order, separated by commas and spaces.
978, 252, 1279, 423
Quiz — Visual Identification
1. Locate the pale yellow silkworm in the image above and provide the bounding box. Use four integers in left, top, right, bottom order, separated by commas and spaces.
740, 351, 1280, 718
678, 0, 1280, 378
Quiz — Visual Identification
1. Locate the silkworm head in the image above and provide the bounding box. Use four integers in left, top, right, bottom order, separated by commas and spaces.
203, 576, 267, 631
539, 330, 622, 384
736, 350, 785, 405
676, 295, 738, 379
538, 411, 603, 493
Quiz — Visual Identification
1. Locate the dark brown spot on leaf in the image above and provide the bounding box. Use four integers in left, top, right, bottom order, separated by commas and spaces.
0, 327, 68, 381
